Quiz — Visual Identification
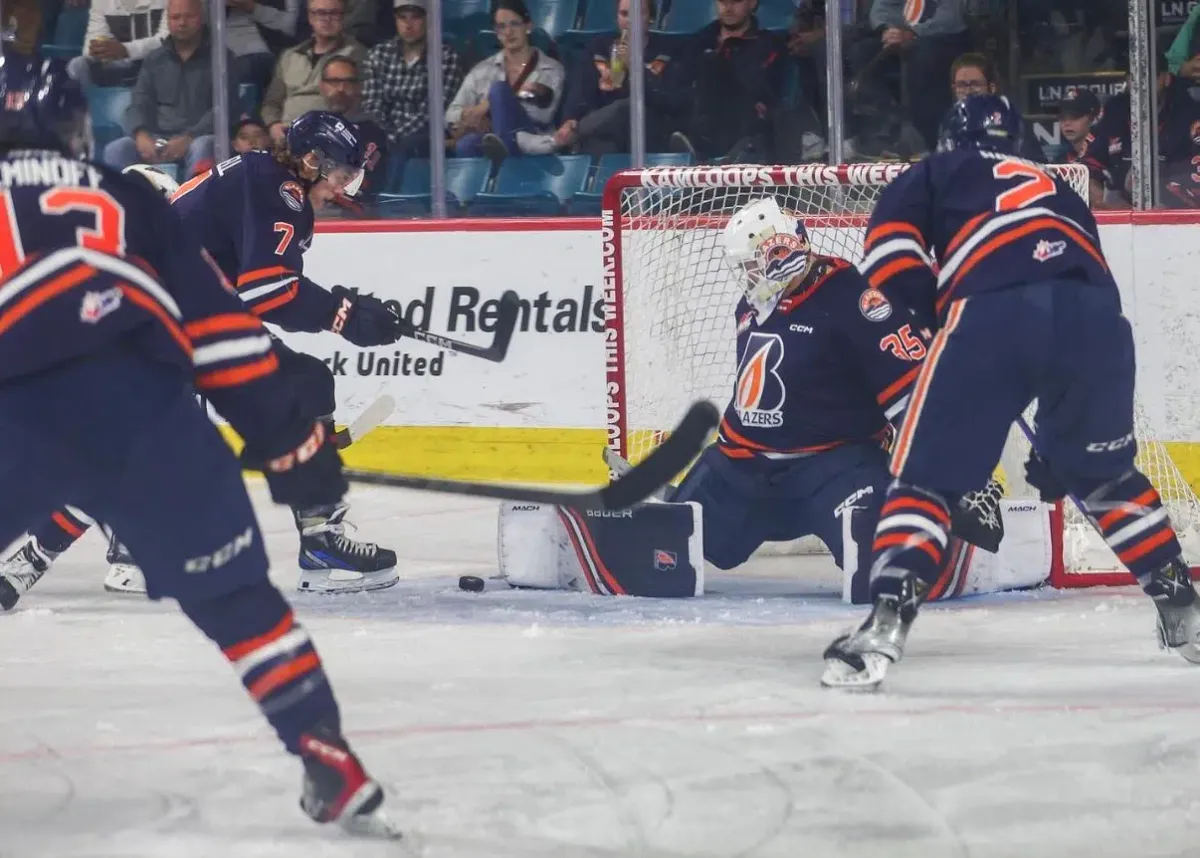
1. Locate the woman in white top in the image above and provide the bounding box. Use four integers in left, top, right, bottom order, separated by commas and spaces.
444, 0, 565, 159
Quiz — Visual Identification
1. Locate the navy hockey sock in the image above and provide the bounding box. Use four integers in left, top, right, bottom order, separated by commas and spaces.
868, 483, 951, 601
1079, 470, 1185, 589
31, 508, 91, 553
180, 580, 341, 754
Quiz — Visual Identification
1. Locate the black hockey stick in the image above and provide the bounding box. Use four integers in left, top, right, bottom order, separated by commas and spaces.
344, 401, 719, 510
387, 290, 519, 363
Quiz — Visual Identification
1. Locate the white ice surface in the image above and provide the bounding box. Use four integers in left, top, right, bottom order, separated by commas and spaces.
4, 484, 1200, 858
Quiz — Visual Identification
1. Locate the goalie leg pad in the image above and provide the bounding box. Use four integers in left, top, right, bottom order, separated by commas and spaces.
498, 501, 704, 597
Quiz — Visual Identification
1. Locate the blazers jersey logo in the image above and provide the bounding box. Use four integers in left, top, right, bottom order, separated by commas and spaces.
734, 332, 785, 427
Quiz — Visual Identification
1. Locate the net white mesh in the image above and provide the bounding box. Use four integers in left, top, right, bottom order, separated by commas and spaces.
602, 163, 1200, 585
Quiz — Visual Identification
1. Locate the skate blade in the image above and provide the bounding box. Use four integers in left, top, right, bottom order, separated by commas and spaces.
1156, 616, 1200, 664
820, 652, 892, 691
336, 782, 403, 840
296, 569, 399, 595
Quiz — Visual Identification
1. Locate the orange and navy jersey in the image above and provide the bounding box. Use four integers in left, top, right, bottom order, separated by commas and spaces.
0, 149, 299, 451
718, 256, 924, 462
171, 152, 339, 333
859, 149, 1114, 325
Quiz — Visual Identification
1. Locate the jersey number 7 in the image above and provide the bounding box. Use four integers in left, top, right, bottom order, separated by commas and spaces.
993, 159, 1056, 212
0, 188, 125, 275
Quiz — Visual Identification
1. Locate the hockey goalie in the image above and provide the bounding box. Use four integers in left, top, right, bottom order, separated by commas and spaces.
498, 198, 1054, 602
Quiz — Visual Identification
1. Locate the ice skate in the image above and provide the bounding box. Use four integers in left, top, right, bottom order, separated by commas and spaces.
1141, 557, 1200, 664
0, 536, 58, 611
821, 572, 928, 690
102, 532, 146, 594
295, 504, 398, 594
298, 722, 400, 839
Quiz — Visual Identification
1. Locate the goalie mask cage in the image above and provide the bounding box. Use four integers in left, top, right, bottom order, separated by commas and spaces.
599, 163, 1200, 589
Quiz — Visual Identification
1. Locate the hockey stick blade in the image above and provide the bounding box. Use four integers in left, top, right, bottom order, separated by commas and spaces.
333, 394, 396, 449
394, 290, 519, 363
345, 400, 719, 510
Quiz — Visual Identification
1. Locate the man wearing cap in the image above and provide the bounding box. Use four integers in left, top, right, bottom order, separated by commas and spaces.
262, 0, 366, 145
362, 0, 464, 169
1054, 88, 1108, 208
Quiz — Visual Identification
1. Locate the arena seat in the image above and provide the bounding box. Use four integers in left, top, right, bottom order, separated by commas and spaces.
469, 154, 591, 216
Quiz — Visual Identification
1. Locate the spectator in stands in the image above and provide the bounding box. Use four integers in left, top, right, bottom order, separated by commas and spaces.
866, 0, 972, 150
1166, 2, 1200, 77
362, 0, 463, 169
669, 0, 787, 164
232, 116, 271, 152
68, 0, 166, 86
103, 0, 237, 179
1053, 88, 1107, 207
4, 0, 39, 55
940, 53, 1046, 163
445, 0, 565, 161
262, 0, 365, 143
225, 0, 301, 93
548, 0, 690, 157
1088, 52, 1173, 206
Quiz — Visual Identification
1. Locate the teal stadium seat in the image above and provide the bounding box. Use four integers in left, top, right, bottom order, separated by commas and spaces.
86, 86, 133, 153
658, 0, 715, 34
42, 5, 88, 57
443, 0, 492, 39
237, 84, 260, 119
376, 157, 492, 217
469, 154, 591, 216
566, 151, 691, 215
756, 0, 798, 30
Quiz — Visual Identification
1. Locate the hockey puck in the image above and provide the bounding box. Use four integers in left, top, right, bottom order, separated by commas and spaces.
458, 575, 485, 592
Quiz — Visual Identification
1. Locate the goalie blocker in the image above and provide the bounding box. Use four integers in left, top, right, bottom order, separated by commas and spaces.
497, 497, 1052, 601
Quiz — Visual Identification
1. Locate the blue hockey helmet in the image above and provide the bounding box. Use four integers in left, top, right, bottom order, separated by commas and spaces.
939, 94, 1022, 155
286, 110, 366, 196
0, 54, 87, 156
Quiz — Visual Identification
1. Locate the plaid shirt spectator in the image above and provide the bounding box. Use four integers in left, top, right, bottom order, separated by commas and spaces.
362, 41, 463, 140
362, 0, 463, 147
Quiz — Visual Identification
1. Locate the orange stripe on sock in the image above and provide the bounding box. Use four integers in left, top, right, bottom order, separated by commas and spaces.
248, 651, 321, 701
872, 531, 944, 564
1096, 488, 1159, 530
51, 510, 85, 539
223, 611, 294, 661
1118, 527, 1176, 565
880, 496, 951, 526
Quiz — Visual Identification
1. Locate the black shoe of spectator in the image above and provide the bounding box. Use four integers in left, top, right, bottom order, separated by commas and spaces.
482, 133, 509, 164
669, 132, 698, 163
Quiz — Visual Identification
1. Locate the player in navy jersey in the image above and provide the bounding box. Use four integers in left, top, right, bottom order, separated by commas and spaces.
0, 112, 406, 603
0, 56, 397, 835
667, 197, 998, 604
822, 94, 1200, 690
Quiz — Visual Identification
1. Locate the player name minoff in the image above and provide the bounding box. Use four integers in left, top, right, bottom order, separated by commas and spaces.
0, 156, 102, 188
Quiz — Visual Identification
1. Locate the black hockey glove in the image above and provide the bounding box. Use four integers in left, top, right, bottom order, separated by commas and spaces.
240, 419, 348, 509
329, 285, 403, 347
950, 477, 1005, 553
1024, 451, 1066, 503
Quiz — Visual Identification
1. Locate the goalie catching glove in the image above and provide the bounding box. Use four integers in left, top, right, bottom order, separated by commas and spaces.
240, 419, 347, 509
329, 286, 404, 347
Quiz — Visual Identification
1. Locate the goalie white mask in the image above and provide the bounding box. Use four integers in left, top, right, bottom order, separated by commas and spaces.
122, 164, 181, 200
722, 197, 812, 323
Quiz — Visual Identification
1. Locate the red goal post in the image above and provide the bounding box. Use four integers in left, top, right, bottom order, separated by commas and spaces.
599, 162, 1200, 588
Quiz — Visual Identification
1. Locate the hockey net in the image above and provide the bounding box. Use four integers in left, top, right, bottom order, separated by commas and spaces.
599, 163, 1200, 588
